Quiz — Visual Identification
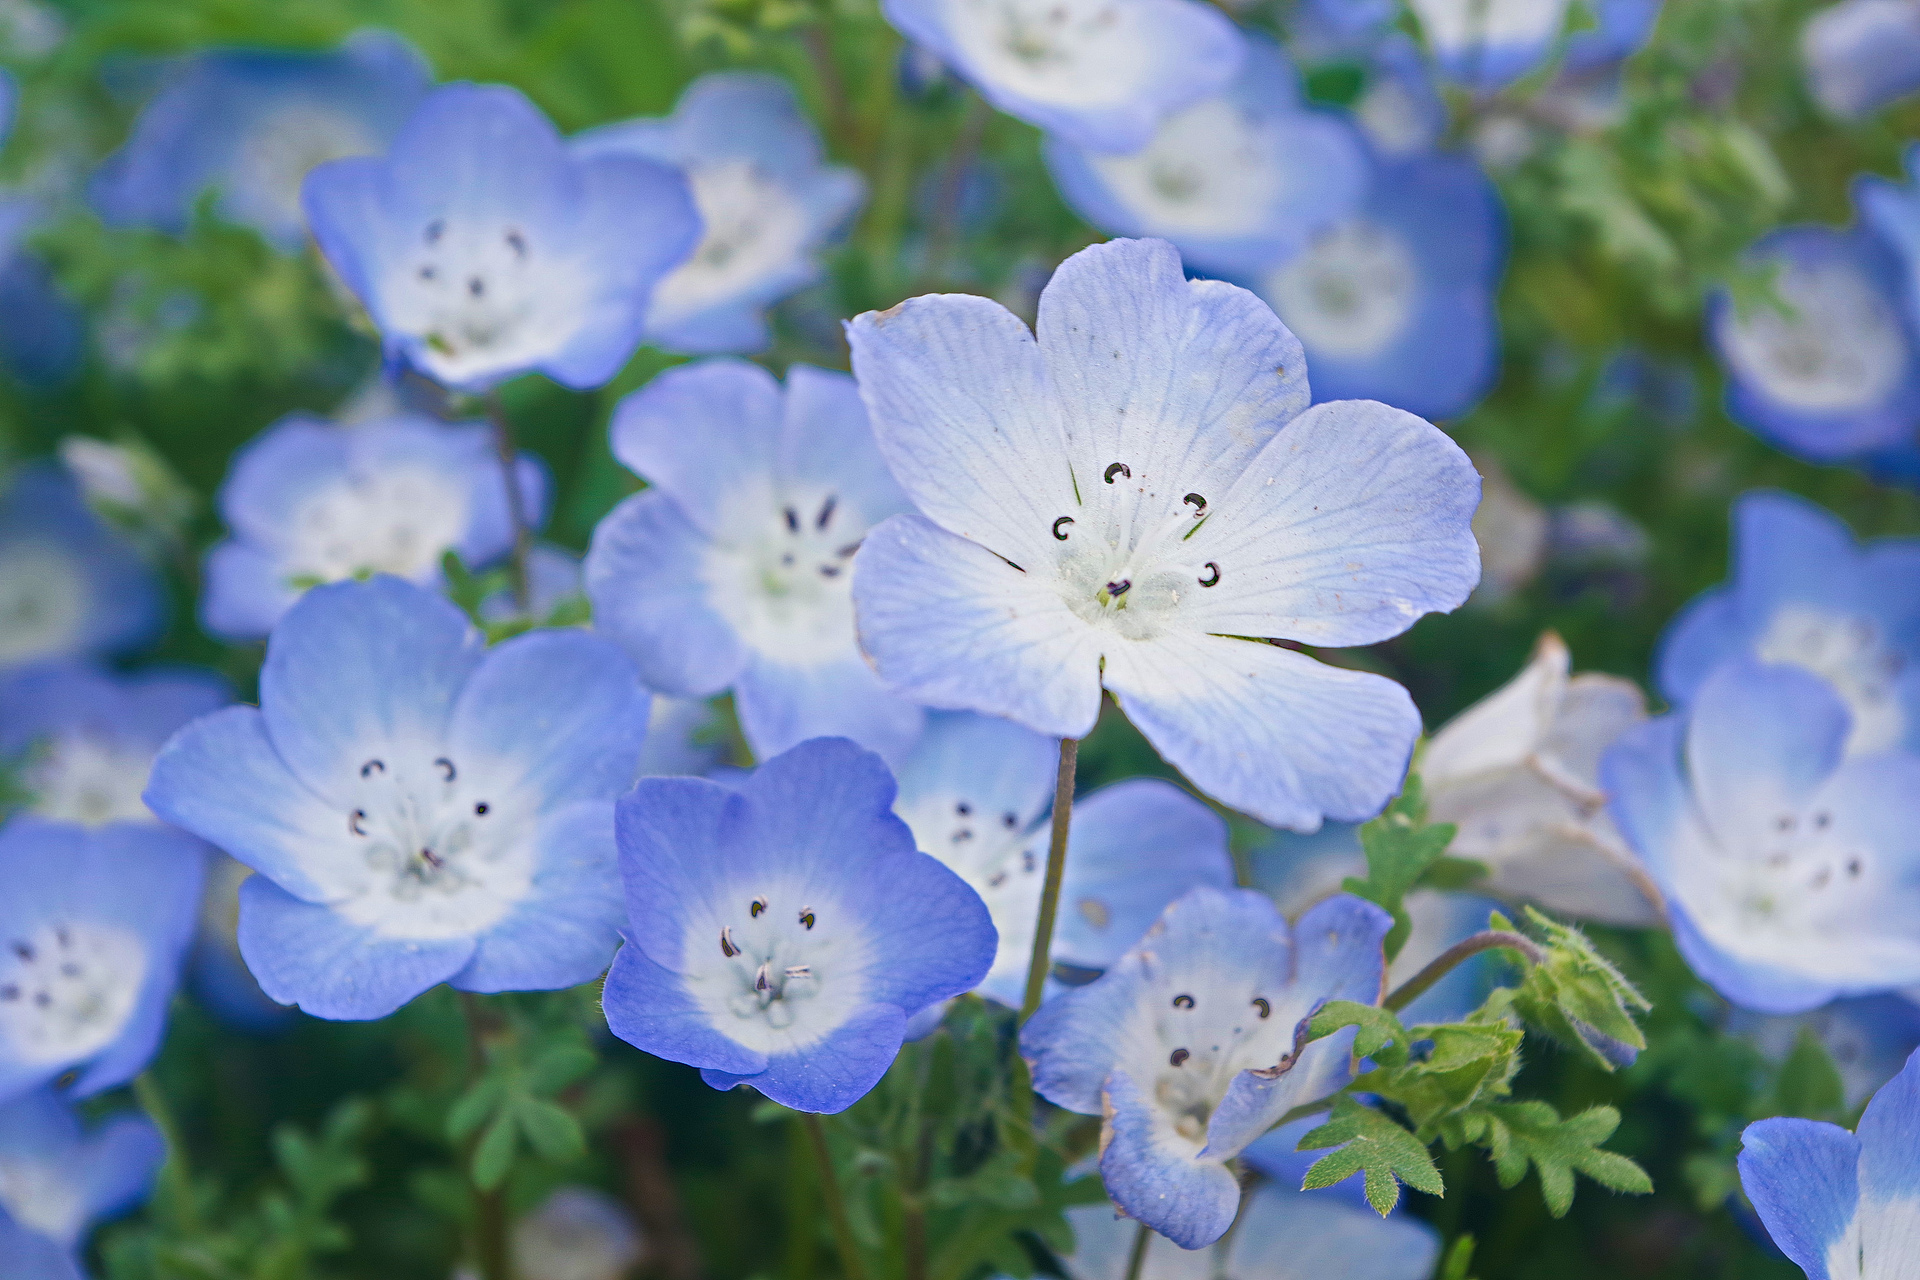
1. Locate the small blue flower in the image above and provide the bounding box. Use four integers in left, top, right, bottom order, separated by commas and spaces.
0, 462, 164, 674
892, 711, 1235, 1007
302, 83, 700, 392
1246, 151, 1505, 422
201, 412, 548, 640
1858, 144, 1920, 348
88, 30, 432, 252
0, 1088, 164, 1275
1408, 0, 1570, 90
571, 73, 865, 355
1708, 224, 1920, 473
602, 737, 996, 1113
847, 237, 1481, 830
1657, 491, 1920, 758
880, 0, 1243, 153
1604, 658, 1920, 1015
0, 817, 204, 1102
1802, 0, 1920, 118
0, 205, 85, 388
1350, 36, 1449, 158
1043, 38, 1369, 277
1739, 1043, 1920, 1278
144, 576, 650, 1020
0, 68, 15, 147
1021, 886, 1391, 1248
586, 359, 924, 766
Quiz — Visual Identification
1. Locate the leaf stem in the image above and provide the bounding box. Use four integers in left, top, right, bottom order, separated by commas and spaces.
460, 992, 514, 1280
1123, 1220, 1152, 1280
1021, 736, 1080, 1020
134, 1072, 203, 1236
1382, 930, 1546, 1013
485, 389, 531, 613
803, 1112, 870, 1280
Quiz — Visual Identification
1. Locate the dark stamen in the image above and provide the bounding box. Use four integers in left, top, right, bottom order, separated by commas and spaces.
1104, 462, 1130, 484
468, 277, 486, 298
1183, 492, 1208, 514
420, 848, 444, 869
784, 506, 800, 533
1169, 1048, 1190, 1067
1252, 997, 1271, 1019
474, 802, 490, 816
1172, 993, 1195, 1009
750, 897, 768, 918
956, 801, 973, 815
721, 927, 739, 958
12, 943, 32, 962
350, 810, 368, 836
1002, 812, 1018, 829
819, 565, 841, 578
436, 757, 457, 782
1198, 562, 1221, 587
1106, 579, 1131, 598
505, 229, 527, 257
361, 759, 385, 778
816, 496, 837, 530
1052, 516, 1075, 540
799, 909, 816, 930
425, 220, 445, 243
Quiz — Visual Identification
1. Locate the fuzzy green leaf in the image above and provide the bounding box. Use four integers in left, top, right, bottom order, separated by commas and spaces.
1342, 772, 1459, 961
1462, 1102, 1651, 1217
1308, 1001, 1410, 1066
471, 1112, 519, 1192
1299, 1097, 1445, 1216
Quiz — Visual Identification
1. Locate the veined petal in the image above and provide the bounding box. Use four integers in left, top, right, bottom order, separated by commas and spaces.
609, 360, 783, 536
1738, 1116, 1861, 1280
1098, 1067, 1241, 1250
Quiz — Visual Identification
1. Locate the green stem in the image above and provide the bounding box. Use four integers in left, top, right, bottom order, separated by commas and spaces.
1021, 737, 1080, 1021
1122, 1220, 1152, 1280
1383, 930, 1545, 1013
134, 1072, 202, 1236
803, 1113, 870, 1280
460, 993, 514, 1280
485, 390, 531, 612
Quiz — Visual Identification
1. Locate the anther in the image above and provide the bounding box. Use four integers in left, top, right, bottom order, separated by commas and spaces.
755, 963, 771, 992
1169, 1048, 1190, 1067
474, 802, 489, 816
816, 496, 837, 530
505, 229, 527, 257
819, 565, 842, 578
1002, 812, 1019, 829
799, 908, 816, 930
783, 506, 800, 533
785, 965, 812, 979
720, 927, 740, 958
1106, 579, 1132, 598
1198, 562, 1221, 587
418, 266, 436, 280
1815, 812, 1833, 829
956, 801, 973, 816
1052, 516, 1075, 540
361, 759, 385, 778
1849, 858, 1864, 877
1104, 462, 1130, 484
0, 986, 14, 1001
435, 757, 457, 782
1777, 815, 1795, 832
1183, 492, 1208, 514
1172, 993, 1195, 1009
420, 848, 444, 869
750, 897, 768, 918
350, 810, 368, 836
954, 829, 974, 842
1252, 997, 1271, 1019
1023, 851, 1037, 872
12, 942, 32, 962
468, 277, 486, 298
425, 220, 444, 243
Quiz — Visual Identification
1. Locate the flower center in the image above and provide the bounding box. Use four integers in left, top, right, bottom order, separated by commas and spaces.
1723, 259, 1907, 411
1265, 219, 1418, 358
392, 216, 578, 375
1090, 99, 1283, 236
953, 0, 1144, 103
649, 160, 811, 327
1690, 799, 1876, 962
22, 731, 156, 827
1755, 606, 1906, 754
704, 485, 864, 666
0, 921, 147, 1067
0, 543, 86, 667
0, 1157, 84, 1244
1133, 987, 1289, 1149
1050, 463, 1217, 641
282, 463, 471, 588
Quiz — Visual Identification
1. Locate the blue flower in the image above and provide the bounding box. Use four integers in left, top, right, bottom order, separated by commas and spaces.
0, 817, 204, 1102
0, 462, 164, 674
201, 412, 548, 640
586, 359, 924, 766
1603, 658, 1920, 1015
1246, 151, 1505, 422
1708, 224, 1920, 474
0, 1088, 164, 1275
1739, 1043, 1920, 1278
1407, 0, 1570, 89
602, 737, 996, 1113
88, 30, 432, 252
1802, 0, 1920, 118
144, 576, 650, 1020
1043, 38, 1369, 277
0, 68, 14, 147
892, 711, 1235, 1007
879, 0, 1242, 153
1657, 491, 1920, 758
302, 83, 700, 392
1350, 36, 1449, 158
572, 73, 865, 355
1021, 886, 1391, 1248
847, 237, 1481, 830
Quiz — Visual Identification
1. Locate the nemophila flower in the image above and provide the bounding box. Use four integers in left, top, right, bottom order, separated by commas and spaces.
0, 1088, 163, 1275
1803, 0, 1920, 118
848, 237, 1481, 830
0, 817, 204, 1101
1043, 38, 1368, 277
0, 662, 227, 828
1739, 1043, 1920, 1279
1021, 886, 1391, 1248
602, 737, 996, 1114
1603, 658, 1920, 1015
1408, 0, 1570, 89
202, 412, 547, 640
0, 68, 14, 146
508, 1186, 643, 1280
879, 0, 1242, 153
893, 711, 1235, 1007
1657, 491, 1920, 758
1247, 151, 1505, 422
1708, 225, 1920, 471
572, 73, 864, 355
587, 359, 924, 765
88, 30, 432, 252
1422, 633, 1662, 926
0, 462, 163, 674
302, 83, 700, 392
1351, 37, 1449, 158
144, 576, 650, 1020
1733, 995, 1920, 1111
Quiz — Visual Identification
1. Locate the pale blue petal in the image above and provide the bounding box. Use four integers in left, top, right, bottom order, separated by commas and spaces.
201, 541, 299, 640
753, 1003, 909, 1114
602, 940, 768, 1076
1739, 1116, 1860, 1280
1098, 1067, 1240, 1250
1859, 1045, 1920, 1195
584, 491, 748, 697
1686, 659, 1850, 853
779, 364, 913, 524
456, 802, 624, 993
735, 653, 925, 768
608, 359, 782, 535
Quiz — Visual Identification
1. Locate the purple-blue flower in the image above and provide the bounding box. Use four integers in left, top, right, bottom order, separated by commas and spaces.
1021, 885, 1391, 1248
144, 576, 650, 1020
879, 0, 1243, 153
1407, 0, 1569, 89
847, 237, 1481, 830
0, 817, 204, 1102
586, 359, 924, 766
0, 1089, 163, 1276
302, 83, 700, 392
201, 411, 547, 640
88, 30, 432, 251
1802, 0, 1920, 118
1739, 1043, 1920, 1278
571, 72, 865, 355
602, 737, 996, 1113
1604, 658, 1920, 1015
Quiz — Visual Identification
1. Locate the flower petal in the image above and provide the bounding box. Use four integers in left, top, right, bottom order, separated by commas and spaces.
1098, 1066, 1241, 1250
602, 937, 769, 1077
734, 653, 925, 769
1738, 1116, 1861, 1280
585, 491, 749, 698
456, 801, 624, 993
609, 360, 782, 536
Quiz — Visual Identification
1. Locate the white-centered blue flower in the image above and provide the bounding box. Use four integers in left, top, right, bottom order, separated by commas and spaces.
880, 0, 1243, 153
0, 818, 204, 1103
1408, 0, 1570, 89
510, 1186, 643, 1280
1604, 658, 1920, 1015
0, 1088, 162, 1278
1043, 37, 1369, 276
847, 237, 1482, 830
571, 73, 865, 355
201, 412, 548, 640
0, 462, 163, 675
586, 359, 924, 765
88, 30, 432, 252
1740, 1043, 1920, 1279
602, 737, 997, 1114
302, 83, 701, 392
1351, 36, 1450, 159
1658, 491, 1920, 759
1803, 0, 1920, 118
1021, 885, 1391, 1248
144, 576, 651, 1020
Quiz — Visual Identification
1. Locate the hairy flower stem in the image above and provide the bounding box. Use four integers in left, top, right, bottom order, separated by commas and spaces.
485, 389, 532, 612
134, 1072, 203, 1236
1382, 929, 1547, 1013
460, 992, 514, 1280
1123, 1220, 1153, 1280
803, 1112, 870, 1280
1022, 736, 1081, 1021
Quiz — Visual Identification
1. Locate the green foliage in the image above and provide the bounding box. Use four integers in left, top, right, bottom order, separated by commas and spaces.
1301, 1096, 1446, 1215
1498, 908, 1651, 1071
1340, 771, 1471, 961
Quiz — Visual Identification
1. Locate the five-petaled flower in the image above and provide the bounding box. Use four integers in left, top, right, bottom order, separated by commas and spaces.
0, 1088, 164, 1276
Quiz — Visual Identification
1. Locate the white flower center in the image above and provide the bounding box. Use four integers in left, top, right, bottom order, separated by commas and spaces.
1755, 606, 1906, 755
896, 789, 1043, 993
282, 463, 470, 587
648, 160, 811, 329
1264, 219, 1418, 359
0, 543, 86, 667
0, 1158, 84, 1244
1407, 0, 1569, 53
1088, 99, 1284, 237
1047, 464, 1216, 643
682, 881, 870, 1053
1356, 78, 1433, 157
0, 921, 147, 1068
1722, 260, 1907, 412
22, 732, 156, 827
226, 101, 380, 234
386, 216, 589, 380
948, 0, 1150, 105
702, 481, 866, 667
1116, 973, 1298, 1149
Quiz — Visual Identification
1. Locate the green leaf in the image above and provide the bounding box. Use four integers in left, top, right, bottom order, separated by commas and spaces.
1308, 1001, 1410, 1065
1438, 1235, 1478, 1280
515, 1098, 587, 1164
471, 1112, 519, 1192
1342, 771, 1458, 961
1299, 1097, 1445, 1216
1462, 1102, 1651, 1217
446, 1076, 506, 1145
1768, 1027, 1846, 1122
525, 1043, 598, 1096
1506, 908, 1649, 1071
